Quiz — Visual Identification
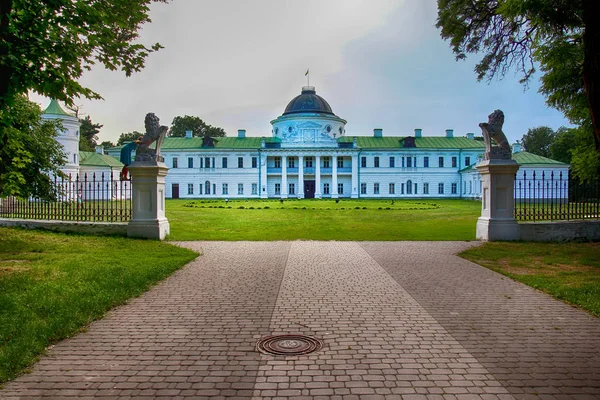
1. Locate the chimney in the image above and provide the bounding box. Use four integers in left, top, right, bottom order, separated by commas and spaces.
414, 128, 422, 138
445, 129, 454, 138
512, 141, 522, 153
95, 145, 104, 155
466, 132, 475, 140
238, 129, 246, 138
373, 128, 383, 138
185, 130, 192, 139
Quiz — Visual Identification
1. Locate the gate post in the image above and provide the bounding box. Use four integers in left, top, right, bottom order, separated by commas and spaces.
127, 161, 170, 240
476, 159, 520, 241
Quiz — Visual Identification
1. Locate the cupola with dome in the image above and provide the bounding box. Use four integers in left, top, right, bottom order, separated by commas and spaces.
270, 86, 347, 148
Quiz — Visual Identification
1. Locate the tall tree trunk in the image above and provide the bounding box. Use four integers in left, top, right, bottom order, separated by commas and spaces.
582, 0, 600, 152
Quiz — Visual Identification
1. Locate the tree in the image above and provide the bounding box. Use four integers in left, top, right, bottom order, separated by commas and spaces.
79, 116, 103, 152
521, 126, 556, 158
99, 140, 116, 148
548, 126, 577, 164
168, 115, 226, 138
0, 95, 65, 199
117, 131, 143, 146
436, 1, 600, 153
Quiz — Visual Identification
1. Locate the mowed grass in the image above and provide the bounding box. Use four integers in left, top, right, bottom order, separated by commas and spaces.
166, 198, 481, 241
460, 242, 600, 317
0, 228, 198, 383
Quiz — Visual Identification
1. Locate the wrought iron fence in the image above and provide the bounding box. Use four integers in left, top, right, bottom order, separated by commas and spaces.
514, 170, 599, 221
0, 172, 132, 222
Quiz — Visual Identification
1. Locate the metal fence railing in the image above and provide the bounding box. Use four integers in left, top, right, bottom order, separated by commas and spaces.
514, 170, 599, 222
0, 172, 132, 222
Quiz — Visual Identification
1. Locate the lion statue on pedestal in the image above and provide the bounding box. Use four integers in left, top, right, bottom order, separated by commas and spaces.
479, 110, 511, 160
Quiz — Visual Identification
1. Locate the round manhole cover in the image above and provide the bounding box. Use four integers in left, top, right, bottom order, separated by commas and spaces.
257, 334, 323, 356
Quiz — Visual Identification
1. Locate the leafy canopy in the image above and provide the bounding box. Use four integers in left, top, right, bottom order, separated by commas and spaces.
521, 126, 556, 158
169, 115, 226, 138
0, 96, 65, 200
79, 116, 103, 152
117, 131, 143, 146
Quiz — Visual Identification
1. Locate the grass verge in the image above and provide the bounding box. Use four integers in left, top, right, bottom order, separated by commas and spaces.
167, 198, 481, 241
460, 242, 600, 317
0, 227, 198, 383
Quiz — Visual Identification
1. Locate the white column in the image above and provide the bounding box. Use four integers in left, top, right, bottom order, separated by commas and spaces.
281, 155, 288, 198
332, 155, 338, 199
298, 155, 304, 199
260, 154, 268, 198
315, 155, 322, 198
351, 154, 359, 198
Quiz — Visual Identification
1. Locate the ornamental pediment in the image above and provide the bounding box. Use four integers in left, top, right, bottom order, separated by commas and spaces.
296, 121, 322, 129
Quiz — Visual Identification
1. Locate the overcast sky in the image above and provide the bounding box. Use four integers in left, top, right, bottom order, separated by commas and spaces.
32, 0, 570, 145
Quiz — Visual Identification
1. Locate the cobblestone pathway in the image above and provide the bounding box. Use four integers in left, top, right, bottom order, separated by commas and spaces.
1, 241, 599, 399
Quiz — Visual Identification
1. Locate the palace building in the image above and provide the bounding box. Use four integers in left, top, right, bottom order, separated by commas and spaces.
96, 86, 568, 200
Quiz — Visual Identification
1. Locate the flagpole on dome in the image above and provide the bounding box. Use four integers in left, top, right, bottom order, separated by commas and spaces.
305, 68, 310, 87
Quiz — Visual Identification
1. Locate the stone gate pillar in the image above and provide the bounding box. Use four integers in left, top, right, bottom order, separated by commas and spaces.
476, 159, 520, 241
127, 161, 170, 240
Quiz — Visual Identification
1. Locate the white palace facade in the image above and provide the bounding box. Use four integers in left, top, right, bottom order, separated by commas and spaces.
105, 86, 568, 200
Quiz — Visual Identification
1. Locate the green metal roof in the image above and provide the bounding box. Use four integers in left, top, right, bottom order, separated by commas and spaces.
512, 151, 568, 165
80, 151, 124, 167
160, 137, 264, 149
43, 99, 72, 116
415, 137, 486, 149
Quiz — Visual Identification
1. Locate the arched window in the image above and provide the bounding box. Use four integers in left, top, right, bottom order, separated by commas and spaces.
205, 180, 211, 195
406, 180, 413, 194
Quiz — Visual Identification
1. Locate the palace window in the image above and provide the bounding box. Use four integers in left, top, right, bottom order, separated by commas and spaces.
361, 157, 367, 167
401, 183, 405, 194
424, 183, 429, 194
238, 157, 244, 168
188, 183, 194, 195
438, 183, 444, 194
469, 181, 473, 194
288, 158, 295, 168
374, 157, 380, 168
324, 183, 330, 195
406, 157, 412, 168
389, 183, 395, 194
389, 157, 395, 168
238, 183, 243, 195
451, 182, 457, 194
205, 180, 211, 195
252, 157, 257, 168
337, 183, 344, 195
274, 157, 281, 168
439, 157, 444, 168
360, 183, 366, 194
252, 183, 258, 195
289, 183, 295, 195
414, 183, 418, 194
275, 183, 281, 195
424, 156, 429, 168
305, 157, 313, 168
222, 157, 228, 168
337, 157, 344, 168
205, 157, 211, 168
172, 157, 178, 168
374, 183, 380, 194
413, 157, 417, 168
406, 180, 413, 195
188, 157, 194, 168
465, 156, 471, 166
213, 184, 216, 195
452, 156, 457, 168
222, 183, 228, 195
199, 184, 203, 195
323, 157, 330, 168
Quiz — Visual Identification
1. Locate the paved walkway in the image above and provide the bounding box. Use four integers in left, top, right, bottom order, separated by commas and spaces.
1, 242, 599, 400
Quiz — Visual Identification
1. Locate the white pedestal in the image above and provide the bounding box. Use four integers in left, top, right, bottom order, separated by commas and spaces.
476, 159, 520, 241
127, 161, 170, 240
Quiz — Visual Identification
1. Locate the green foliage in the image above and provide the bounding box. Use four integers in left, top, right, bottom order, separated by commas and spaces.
167, 199, 479, 241
521, 126, 556, 158
78, 116, 102, 152
0, 228, 198, 383
99, 140, 115, 148
0, 95, 65, 199
460, 242, 600, 317
0, 0, 168, 110
169, 115, 226, 138
116, 131, 143, 146
548, 126, 577, 164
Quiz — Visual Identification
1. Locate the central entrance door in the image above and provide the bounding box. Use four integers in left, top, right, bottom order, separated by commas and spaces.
172, 183, 180, 199
304, 180, 315, 199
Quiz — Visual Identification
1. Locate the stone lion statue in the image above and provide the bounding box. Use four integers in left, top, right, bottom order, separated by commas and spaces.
479, 110, 511, 160
135, 113, 168, 163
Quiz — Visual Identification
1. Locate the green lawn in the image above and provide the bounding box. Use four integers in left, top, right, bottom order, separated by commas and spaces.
0, 228, 198, 383
460, 242, 600, 317
166, 198, 481, 241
